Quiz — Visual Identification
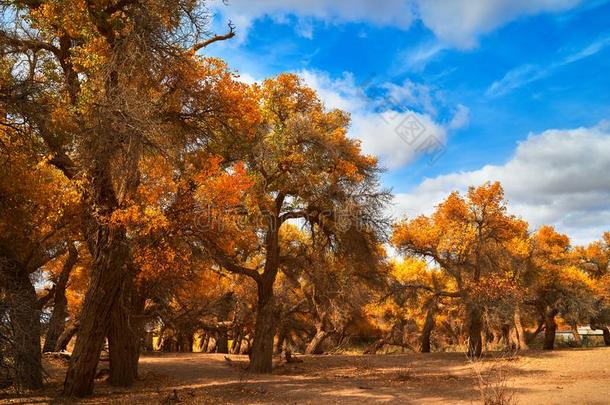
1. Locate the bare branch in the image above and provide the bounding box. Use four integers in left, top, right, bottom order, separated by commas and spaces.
191, 21, 235, 52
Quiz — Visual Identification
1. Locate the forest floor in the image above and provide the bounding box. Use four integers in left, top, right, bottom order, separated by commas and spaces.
2, 347, 610, 404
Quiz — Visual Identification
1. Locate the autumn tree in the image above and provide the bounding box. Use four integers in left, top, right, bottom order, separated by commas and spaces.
575, 232, 610, 345
177, 73, 389, 372
525, 226, 596, 350
281, 228, 386, 355
368, 258, 458, 353
1, 0, 244, 395
0, 124, 78, 388
392, 182, 529, 357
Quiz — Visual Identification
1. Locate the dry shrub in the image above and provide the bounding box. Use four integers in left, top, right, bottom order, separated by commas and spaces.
468, 352, 518, 405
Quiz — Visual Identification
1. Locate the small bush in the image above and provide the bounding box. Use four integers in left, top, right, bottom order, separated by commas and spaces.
468, 353, 518, 405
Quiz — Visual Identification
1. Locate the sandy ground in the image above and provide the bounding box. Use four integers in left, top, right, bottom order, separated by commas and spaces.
2, 347, 610, 404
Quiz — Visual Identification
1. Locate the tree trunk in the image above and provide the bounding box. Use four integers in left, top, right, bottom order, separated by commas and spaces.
590, 321, 610, 346
107, 277, 143, 387
603, 327, 610, 346
216, 328, 229, 354
6, 268, 43, 389
543, 308, 558, 350
420, 299, 437, 353
274, 329, 285, 354
206, 337, 217, 353
513, 308, 528, 350
55, 321, 79, 352
63, 112, 141, 396
250, 292, 276, 373
232, 332, 242, 354
305, 328, 330, 355
62, 224, 130, 397
249, 222, 280, 373
467, 303, 483, 357
570, 322, 582, 347
43, 244, 78, 353
240, 337, 251, 354
526, 318, 545, 344
201, 334, 210, 352
108, 304, 139, 386
216, 292, 233, 354
176, 332, 192, 352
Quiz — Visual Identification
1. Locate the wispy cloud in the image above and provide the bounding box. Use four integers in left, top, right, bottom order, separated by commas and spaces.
487, 36, 610, 97
396, 41, 447, 73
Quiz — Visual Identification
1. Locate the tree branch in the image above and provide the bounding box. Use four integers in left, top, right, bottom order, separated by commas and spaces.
191, 22, 235, 52
211, 249, 261, 283
0, 31, 62, 57
279, 210, 309, 224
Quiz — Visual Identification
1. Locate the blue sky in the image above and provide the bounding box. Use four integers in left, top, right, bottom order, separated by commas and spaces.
204, 0, 610, 244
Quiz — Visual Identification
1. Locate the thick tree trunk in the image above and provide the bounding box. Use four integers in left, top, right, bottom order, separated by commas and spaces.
249, 221, 280, 373
543, 308, 558, 350
420, 300, 437, 353
6, 268, 43, 389
43, 244, 78, 353
108, 304, 139, 386
467, 303, 483, 357
62, 225, 130, 397
250, 292, 276, 373
107, 277, 143, 387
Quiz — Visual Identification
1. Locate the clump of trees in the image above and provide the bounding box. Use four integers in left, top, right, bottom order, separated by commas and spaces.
0, 0, 608, 399
391, 183, 608, 355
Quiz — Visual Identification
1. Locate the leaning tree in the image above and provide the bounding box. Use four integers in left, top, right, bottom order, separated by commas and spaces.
1, 0, 242, 395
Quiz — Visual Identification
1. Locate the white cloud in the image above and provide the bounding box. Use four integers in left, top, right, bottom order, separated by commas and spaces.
391, 123, 610, 245
448, 104, 470, 130
398, 40, 447, 72
486, 65, 544, 98
295, 18, 314, 39
383, 79, 439, 116
213, 0, 582, 47
350, 111, 447, 169
298, 70, 367, 112
487, 36, 610, 97
298, 70, 458, 169
415, 0, 581, 49
212, 0, 414, 40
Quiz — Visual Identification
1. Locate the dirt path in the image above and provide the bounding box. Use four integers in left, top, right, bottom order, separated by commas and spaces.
2, 348, 610, 404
